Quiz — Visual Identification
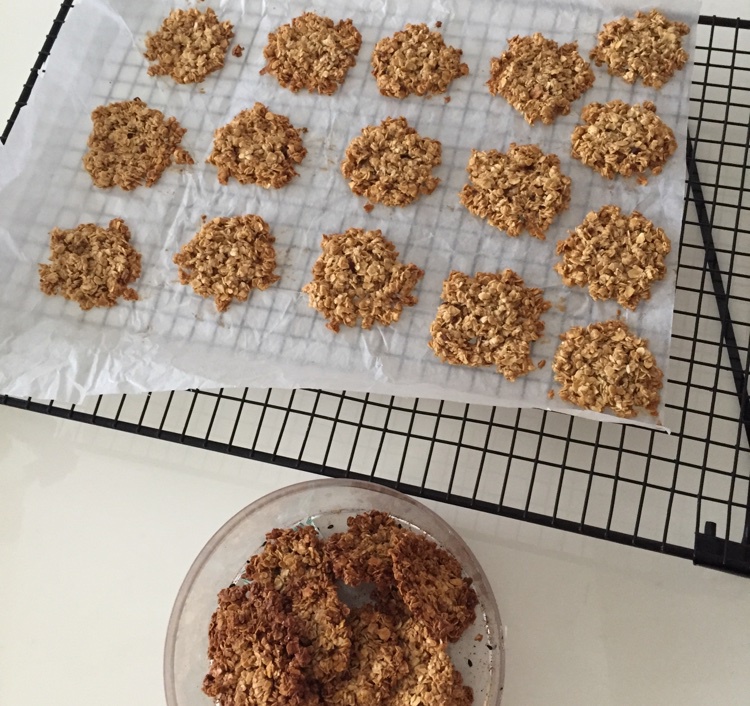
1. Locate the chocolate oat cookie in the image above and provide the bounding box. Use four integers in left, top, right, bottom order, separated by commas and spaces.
591, 9, 690, 88
144, 7, 234, 84
207, 102, 307, 188
459, 143, 571, 239
390, 531, 478, 643
371, 23, 469, 98
302, 229, 424, 333
261, 12, 362, 95
82, 98, 193, 190
429, 270, 551, 381
488, 33, 594, 124
244, 526, 352, 685
39, 218, 141, 310
388, 613, 474, 706
570, 100, 677, 184
552, 319, 664, 418
173, 215, 279, 313
322, 604, 408, 706
341, 117, 442, 207
202, 583, 318, 706
326, 510, 402, 587
555, 205, 671, 310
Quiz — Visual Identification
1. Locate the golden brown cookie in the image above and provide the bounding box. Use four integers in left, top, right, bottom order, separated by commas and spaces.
207, 102, 307, 187
552, 319, 663, 418
326, 510, 402, 587
429, 270, 551, 381
173, 214, 279, 313
341, 117, 442, 207
570, 100, 677, 185
322, 604, 408, 706
261, 12, 362, 95
39, 218, 141, 310
144, 7, 234, 84
82, 98, 193, 190
371, 23, 469, 98
487, 33, 594, 124
244, 526, 351, 685
555, 205, 671, 310
459, 144, 571, 239
302, 229, 424, 333
202, 583, 319, 706
390, 531, 478, 643
388, 613, 473, 706
591, 10, 690, 88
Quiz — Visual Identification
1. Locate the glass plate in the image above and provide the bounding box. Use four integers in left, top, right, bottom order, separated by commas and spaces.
164, 479, 504, 705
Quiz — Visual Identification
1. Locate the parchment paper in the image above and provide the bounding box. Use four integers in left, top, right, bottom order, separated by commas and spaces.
0, 0, 700, 429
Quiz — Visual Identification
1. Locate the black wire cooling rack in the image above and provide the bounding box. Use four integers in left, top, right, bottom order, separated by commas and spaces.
2, 5, 749, 576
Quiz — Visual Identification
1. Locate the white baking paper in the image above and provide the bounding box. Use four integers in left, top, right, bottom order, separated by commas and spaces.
0, 0, 700, 429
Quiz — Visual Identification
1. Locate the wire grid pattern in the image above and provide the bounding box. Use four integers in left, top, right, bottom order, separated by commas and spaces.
2, 11, 749, 570
0, 0, 694, 423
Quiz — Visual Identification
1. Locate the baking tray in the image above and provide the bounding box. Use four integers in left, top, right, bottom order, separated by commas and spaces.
2, 5, 749, 576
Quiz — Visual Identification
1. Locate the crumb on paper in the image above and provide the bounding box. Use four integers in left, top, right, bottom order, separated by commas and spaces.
429, 269, 551, 381
261, 12, 362, 95
302, 229, 423, 332
570, 100, 677, 183
591, 9, 690, 88
538, 359, 546, 369
555, 205, 671, 310
207, 102, 307, 188
363, 203, 374, 213
232, 44, 244, 58
173, 214, 279, 313
459, 143, 571, 239
488, 33, 594, 124
474, 633, 483, 642
144, 7, 234, 84
39, 218, 141, 310
341, 117, 441, 207
552, 319, 663, 418
444, 96, 451, 103
371, 23, 469, 98
547, 389, 555, 400
82, 98, 193, 190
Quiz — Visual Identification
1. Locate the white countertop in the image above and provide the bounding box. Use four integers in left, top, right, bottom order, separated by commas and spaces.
2, 3, 750, 706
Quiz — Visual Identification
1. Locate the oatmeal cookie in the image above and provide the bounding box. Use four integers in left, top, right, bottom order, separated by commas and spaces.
591, 10, 690, 88
39, 218, 141, 310
387, 612, 473, 706
487, 33, 594, 124
173, 214, 279, 313
322, 604, 408, 706
341, 117, 442, 207
207, 102, 307, 187
82, 98, 193, 190
570, 100, 677, 184
371, 23, 469, 98
202, 583, 318, 706
390, 531, 478, 643
144, 7, 234, 84
429, 270, 551, 381
459, 144, 571, 239
261, 12, 362, 95
302, 229, 423, 333
244, 526, 351, 685
326, 510, 402, 587
552, 319, 663, 418
555, 205, 671, 310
